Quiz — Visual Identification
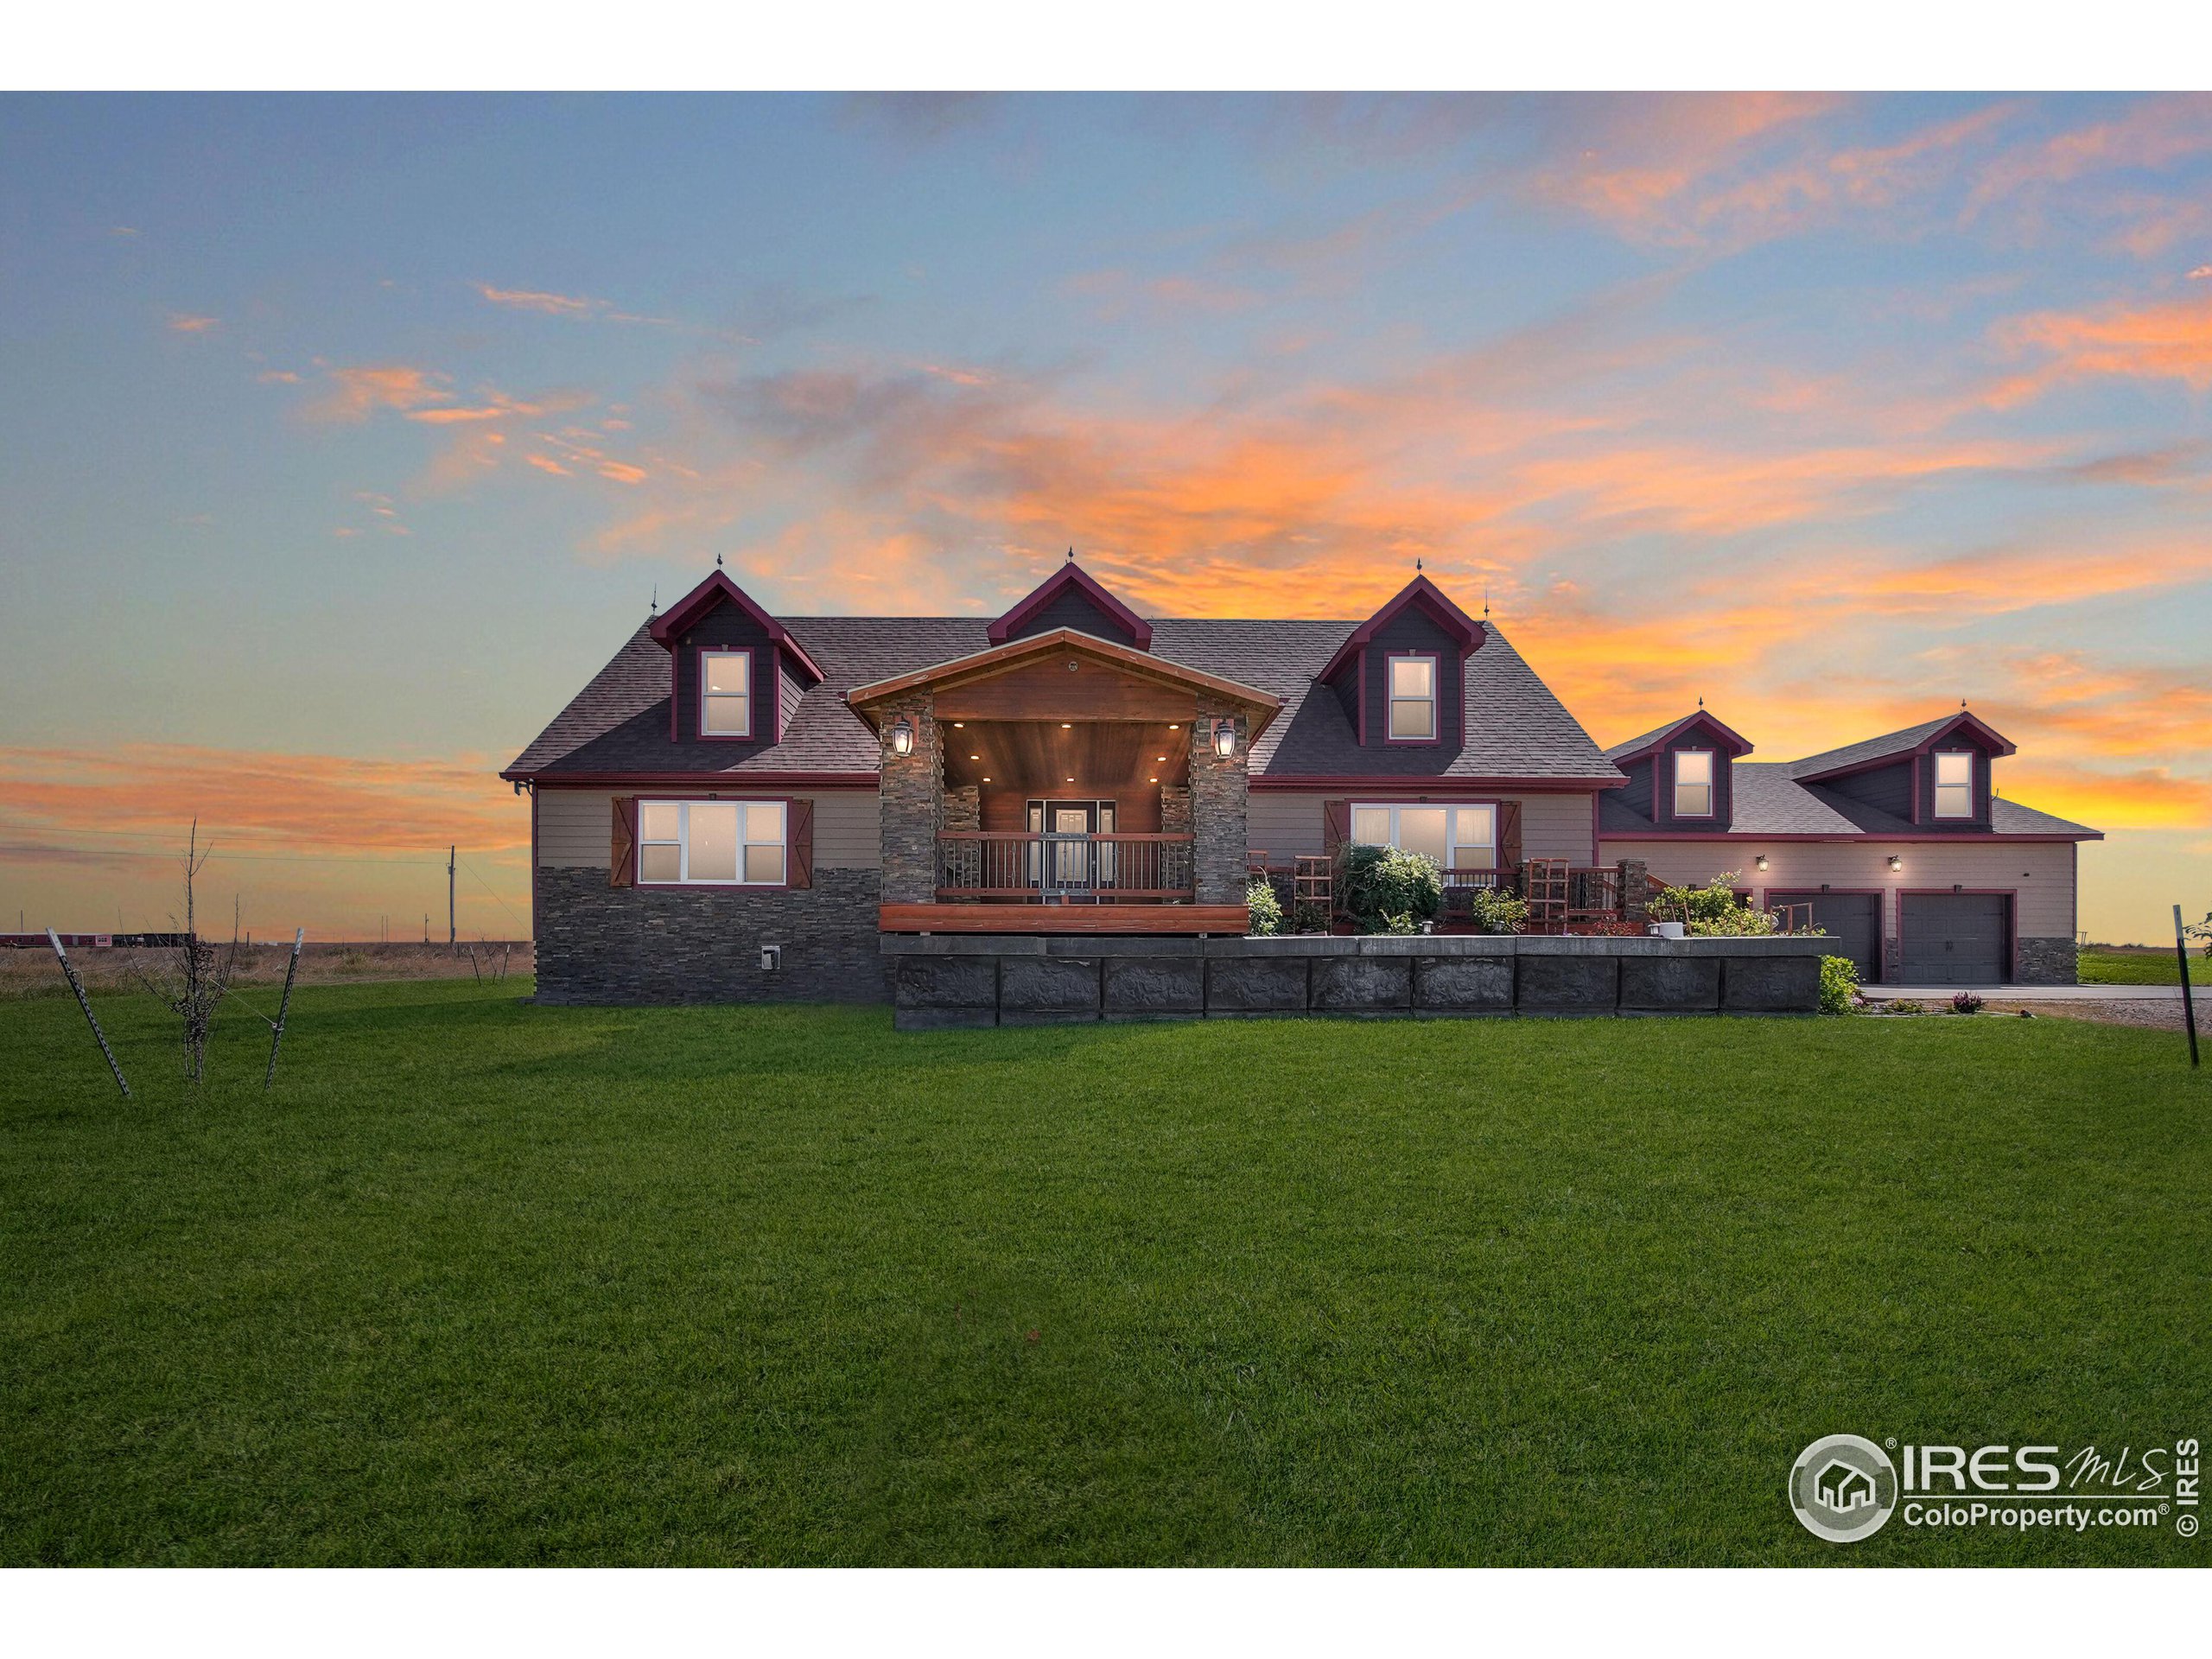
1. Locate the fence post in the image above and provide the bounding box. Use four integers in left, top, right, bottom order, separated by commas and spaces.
48, 930, 130, 1098
264, 928, 304, 1089
2178, 905, 2199, 1070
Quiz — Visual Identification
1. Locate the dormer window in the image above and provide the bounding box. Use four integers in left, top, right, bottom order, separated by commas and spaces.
1387, 654, 1436, 741
701, 649, 753, 738
1933, 750, 1974, 818
1673, 749, 1714, 817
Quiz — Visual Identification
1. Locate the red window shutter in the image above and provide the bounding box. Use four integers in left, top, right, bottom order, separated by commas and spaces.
787, 798, 814, 889
609, 797, 637, 888
1498, 801, 1522, 871
1321, 798, 1351, 856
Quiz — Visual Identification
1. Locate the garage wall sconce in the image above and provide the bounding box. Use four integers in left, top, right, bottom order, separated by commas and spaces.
1754, 855, 1769, 872
1887, 855, 1904, 873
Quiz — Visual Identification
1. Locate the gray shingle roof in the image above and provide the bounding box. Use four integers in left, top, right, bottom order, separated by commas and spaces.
1599, 761, 2099, 839
505, 613, 1621, 783
1785, 715, 1959, 779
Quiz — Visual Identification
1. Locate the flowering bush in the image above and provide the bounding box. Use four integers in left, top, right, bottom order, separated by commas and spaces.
1462, 887, 1529, 935
1649, 874, 1778, 937
1247, 877, 1283, 937
1950, 991, 1985, 1014
1338, 843, 1443, 934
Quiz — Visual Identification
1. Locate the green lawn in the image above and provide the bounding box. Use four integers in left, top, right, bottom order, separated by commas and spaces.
2079, 948, 2195, 986
3, 981, 2205, 1566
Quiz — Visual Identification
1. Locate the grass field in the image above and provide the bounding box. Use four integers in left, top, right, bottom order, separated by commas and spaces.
2078, 948, 2195, 987
3, 981, 2206, 1566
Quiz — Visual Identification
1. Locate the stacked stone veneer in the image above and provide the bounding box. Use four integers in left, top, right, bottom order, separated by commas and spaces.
876, 689, 940, 904
1189, 700, 1249, 904
2014, 937, 2078, 985
887, 933, 1828, 1029
537, 867, 889, 1004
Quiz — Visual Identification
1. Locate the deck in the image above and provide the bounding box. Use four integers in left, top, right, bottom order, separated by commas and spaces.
879, 903, 1250, 935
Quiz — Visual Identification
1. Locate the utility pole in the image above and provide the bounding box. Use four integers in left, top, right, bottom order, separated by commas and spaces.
448, 845, 457, 950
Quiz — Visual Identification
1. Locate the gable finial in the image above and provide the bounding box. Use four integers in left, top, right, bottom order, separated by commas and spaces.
1415, 556, 1423, 573
1697, 695, 1704, 709
1483, 585, 1490, 619
650, 583, 658, 615
1065, 545, 1075, 563
715, 551, 723, 569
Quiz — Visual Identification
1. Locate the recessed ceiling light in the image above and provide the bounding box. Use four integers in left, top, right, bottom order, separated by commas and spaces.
952, 721, 963, 728
1147, 776, 1157, 783
1156, 755, 1166, 761
982, 776, 990, 782
1061, 722, 1071, 728
1168, 723, 1179, 730
1066, 776, 1074, 782
969, 753, 980, 760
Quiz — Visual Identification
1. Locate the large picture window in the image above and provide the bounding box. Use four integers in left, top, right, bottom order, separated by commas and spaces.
637, 799, 785, 885
1350, 803, 1497, 873
1673, 749, 1714, 817
1386, 654, 1436, 741
700, 648, 753, 737
1933, 751, 1974, 819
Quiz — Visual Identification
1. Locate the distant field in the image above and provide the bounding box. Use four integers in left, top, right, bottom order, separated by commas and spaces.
0, 940, 532, 1000
2078, 949, 2190, 987
3, 982, 2205, 1566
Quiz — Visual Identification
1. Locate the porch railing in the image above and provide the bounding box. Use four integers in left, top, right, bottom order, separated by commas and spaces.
938, 832, 1196, 901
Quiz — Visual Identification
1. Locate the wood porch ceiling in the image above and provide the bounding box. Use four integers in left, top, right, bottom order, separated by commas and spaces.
943, 720, 1190, 793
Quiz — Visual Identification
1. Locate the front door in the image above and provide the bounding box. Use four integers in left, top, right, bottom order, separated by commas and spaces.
1028, 799, 1114, 899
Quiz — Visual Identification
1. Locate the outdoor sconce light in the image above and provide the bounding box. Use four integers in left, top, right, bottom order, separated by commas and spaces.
1212, 719, 1238, 759
1755, 855, 1769, 873
889, 719, 914, 758
1888, 855, 1904, 873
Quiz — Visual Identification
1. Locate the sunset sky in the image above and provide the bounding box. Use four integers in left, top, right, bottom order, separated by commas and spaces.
2, 92, 2207, 943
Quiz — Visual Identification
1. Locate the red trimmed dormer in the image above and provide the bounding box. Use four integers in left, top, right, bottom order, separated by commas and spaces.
988, 558, 1154, 650
1793, 709, 2014, 831
1317, 575, 1485, 750
1606, 710, 1754, 830
650, 568, 825, 745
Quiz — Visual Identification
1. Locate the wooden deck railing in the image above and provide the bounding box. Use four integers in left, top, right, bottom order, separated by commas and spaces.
938, 832, 1196, 901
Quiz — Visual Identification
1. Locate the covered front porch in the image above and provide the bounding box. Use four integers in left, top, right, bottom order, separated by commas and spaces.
843, 626, 1280, 936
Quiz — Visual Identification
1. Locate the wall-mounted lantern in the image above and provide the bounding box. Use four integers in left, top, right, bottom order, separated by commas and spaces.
1754, 855, 1769, 873
1211, 718, 1238, 760
1888, 855, 1904, 874
889, 718, 915, 758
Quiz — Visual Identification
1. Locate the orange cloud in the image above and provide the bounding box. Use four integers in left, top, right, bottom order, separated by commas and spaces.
166, 313, 220, 333
306, 365, 455, 423
1988, 289, 2212, 404
475, 283, 597, 316
524, 454, 571, 476
1967, 93, 2212, 219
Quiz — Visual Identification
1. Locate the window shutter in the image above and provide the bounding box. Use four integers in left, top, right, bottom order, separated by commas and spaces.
1321, 798, 1351, 856
1498, 801, 1522, 871
787, 798, 814, 889
609, 797, 637, 888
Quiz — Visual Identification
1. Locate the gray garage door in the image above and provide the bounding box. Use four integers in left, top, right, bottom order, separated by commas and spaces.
1770, 891, 1881, 984
1900, 893, 2011, 985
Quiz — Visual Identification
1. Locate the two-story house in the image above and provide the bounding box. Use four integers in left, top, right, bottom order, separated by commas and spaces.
504, 559, 2099, 1001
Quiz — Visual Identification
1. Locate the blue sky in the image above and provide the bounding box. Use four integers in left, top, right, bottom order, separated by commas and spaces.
2, 93, 2207, 939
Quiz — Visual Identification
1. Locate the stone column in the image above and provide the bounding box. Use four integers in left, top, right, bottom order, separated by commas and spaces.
1189, 699, 1250, 906
1617, 858, 1649, 925
877, 690, 941, 905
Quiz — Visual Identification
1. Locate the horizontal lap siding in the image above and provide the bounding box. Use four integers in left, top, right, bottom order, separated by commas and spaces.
1600, 838, 2075, 938
1248, 791, 1597, 862
537, 786, 881, 869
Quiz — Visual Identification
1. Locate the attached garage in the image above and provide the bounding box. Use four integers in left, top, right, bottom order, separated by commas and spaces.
1768, 891, 1882, 984
1900, 892, 2012, 985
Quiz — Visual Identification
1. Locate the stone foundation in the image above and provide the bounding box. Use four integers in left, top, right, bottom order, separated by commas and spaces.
886, 933, 1829, 1028
2013, 936, 2079, 986
535, 866, 890, 1005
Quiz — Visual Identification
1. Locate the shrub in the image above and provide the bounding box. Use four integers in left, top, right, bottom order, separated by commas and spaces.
1290, 899, 1332, 936
1649, 874, 1778, 938
1888, 998, 1925, 1015
1462, 887, 1529, 936
1338, 842, 1442, 934
1246, 877, 1283, 938
1819, 955, 1859, 1015
1950, 991, 1985, 1014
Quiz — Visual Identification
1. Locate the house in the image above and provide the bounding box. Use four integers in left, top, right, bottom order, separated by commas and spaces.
503, 558, 2097, 1003
1815, 1460, 1876, 1513
1596, 708, 2099, 987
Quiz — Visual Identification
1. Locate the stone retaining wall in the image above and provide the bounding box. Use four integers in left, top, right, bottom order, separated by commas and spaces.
887, 933, 1830, 1029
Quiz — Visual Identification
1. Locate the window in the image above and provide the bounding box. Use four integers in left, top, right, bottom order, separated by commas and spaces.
1933, 751, 1974, 819
700, 648, 753, 737
1387, 654, 1436, 741
637, 799, 785, 885
1673, 749, 1714, 817
1350, 803, 1497, 873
